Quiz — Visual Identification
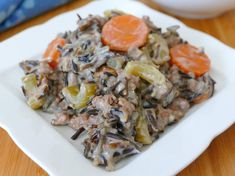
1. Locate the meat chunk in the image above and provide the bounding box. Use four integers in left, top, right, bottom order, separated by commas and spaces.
19, 60, 39, 74
170, 98, 190, 113
92, 94, 117, 116
77, 15, 107, 31
155, 98, 190, 131
69, 113, 103, 130
51, 112, 71, 126
118, 97, 135, 123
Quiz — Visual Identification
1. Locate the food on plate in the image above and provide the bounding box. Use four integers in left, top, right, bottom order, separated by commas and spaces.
19, 10, 215, 170
43, 37, 66, 69
170, 43, 211, 77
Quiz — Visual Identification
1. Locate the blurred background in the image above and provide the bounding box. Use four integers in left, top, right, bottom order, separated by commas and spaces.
0, 0, 73, 32
1, 0, 235, 32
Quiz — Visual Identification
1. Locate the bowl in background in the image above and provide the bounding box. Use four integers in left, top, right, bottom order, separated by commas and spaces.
152, 0, 235, 19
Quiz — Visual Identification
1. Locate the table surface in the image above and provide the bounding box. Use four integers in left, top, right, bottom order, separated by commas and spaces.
0, 0, 235, 175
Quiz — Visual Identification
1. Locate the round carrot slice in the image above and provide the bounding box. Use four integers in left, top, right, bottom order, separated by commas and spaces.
170, 44, 211, 77
102, 15, 149, 52
43, 37, 66, 69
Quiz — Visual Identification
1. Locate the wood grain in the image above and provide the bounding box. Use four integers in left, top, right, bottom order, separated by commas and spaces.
0, 0, 235, 175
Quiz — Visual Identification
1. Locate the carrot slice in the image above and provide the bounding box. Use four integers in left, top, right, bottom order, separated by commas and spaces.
170, 44, 211, 77
192, 88, 212, 104
102, 15, 149, 52
43, 37, 66, 69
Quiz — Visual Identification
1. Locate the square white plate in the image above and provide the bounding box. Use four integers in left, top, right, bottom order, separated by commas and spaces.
0, 0, 235, 176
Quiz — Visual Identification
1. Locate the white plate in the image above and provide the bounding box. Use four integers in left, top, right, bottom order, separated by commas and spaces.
0, 0, 235, 176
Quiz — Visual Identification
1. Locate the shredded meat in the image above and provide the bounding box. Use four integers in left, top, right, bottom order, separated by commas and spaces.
51, 112, 71, 126
118, 97, 135, 122
92, 94, 117, 116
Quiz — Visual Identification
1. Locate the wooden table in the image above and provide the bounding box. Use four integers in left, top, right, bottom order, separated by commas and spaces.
0, 0, 234, 175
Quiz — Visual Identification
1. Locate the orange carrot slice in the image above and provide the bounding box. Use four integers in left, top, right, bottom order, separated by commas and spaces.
102, 15, 149, 52
170, 44, 211, 77
43, 37, 66, 69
